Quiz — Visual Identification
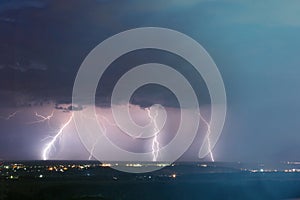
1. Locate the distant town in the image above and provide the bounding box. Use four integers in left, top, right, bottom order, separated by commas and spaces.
2, 161, 300, 199
1, 161, 300, 181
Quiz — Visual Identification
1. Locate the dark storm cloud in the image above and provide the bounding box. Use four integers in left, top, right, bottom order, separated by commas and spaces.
0, 0, 115, 107
0, 0, 47, 13
0, 0, 211, 108
0, 60, 47, 72
0, 17, 16, 23
54, 103, 83, 112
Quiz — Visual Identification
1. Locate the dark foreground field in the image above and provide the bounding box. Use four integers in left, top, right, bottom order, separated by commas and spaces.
3, 173, 300, 200
1, 162, 300, 200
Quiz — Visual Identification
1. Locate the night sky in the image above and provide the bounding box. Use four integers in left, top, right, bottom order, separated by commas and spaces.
0, 0, 300, 162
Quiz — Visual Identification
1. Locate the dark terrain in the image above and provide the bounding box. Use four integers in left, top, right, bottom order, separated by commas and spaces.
1, 161, 300, 200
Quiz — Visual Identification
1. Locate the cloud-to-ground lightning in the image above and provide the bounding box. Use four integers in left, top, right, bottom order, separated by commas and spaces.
0, 109, 73, 160
23, 110, 64, 160
198, 112, 215, 162
87, 114, 105, 161
42, 113, 74, 160
88, 137, 99, 160
80, 112, 99, 160
146, 107, 160, 162
0, 110, 21, 120
88, 113, 117, 160
80, 111, 116, 160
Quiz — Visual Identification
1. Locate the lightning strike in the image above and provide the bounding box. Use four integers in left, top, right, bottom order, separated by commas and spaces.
27, 111, 54, 125
198, 112, 215, 162
0, 110, 20, 120
42, 113, 74, 160
88, 113, 117, 160
146, 107, 160, 162
88, 137, 99, 160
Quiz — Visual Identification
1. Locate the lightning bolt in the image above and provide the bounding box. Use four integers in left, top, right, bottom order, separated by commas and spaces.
146, 107, 160, 162
27, 111, 54, 125
88, 113, 117, 160
87, 114, 104, 161
42, 113, 74, 160
198, 112, 215, 162
88, 137, 99, 160
0, 110, 20, 120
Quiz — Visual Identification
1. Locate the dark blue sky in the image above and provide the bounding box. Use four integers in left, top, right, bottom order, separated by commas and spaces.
0, 0, 300, 162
